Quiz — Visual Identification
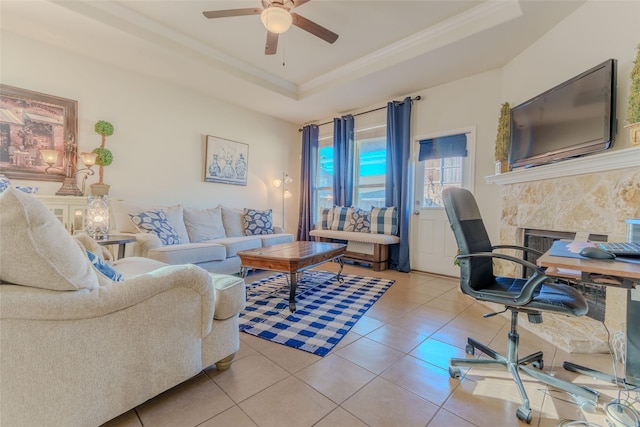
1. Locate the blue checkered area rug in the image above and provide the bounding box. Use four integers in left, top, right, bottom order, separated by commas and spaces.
239, 271, 395, 356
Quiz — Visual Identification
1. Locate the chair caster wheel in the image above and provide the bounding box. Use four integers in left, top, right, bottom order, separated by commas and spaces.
449, 366, 461, 379
516, 406, 532, 424
465, 344, 475, 356
531, 360, 544, 369
575, 396, 597, 413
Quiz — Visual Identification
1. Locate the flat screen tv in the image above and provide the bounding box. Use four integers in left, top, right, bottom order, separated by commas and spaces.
509, 58, 617, 169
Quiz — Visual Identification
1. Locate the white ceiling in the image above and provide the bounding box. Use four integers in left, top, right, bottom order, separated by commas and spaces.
1, 0, 585, 125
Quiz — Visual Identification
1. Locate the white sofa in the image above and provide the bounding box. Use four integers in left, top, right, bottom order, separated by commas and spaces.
0, 189, 247, 427
111, 201, 294, 275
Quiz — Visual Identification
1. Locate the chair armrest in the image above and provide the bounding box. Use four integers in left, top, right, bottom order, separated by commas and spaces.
130, 232, 163, 257
492, 244, 544, 257
457, 252, 547, 306
0, 264, 216, 337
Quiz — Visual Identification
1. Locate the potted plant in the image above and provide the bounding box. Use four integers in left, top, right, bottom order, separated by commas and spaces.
494, 102, 510, 173
90, 120, 114, 195
627, 43, 640, 146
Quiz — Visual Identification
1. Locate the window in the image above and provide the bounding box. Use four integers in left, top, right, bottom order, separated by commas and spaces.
312, 119, 388, 222
353, 125, 386, 209
315, 136, 334, 217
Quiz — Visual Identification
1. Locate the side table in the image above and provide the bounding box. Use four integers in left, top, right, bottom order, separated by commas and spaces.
96, 234, 137, 260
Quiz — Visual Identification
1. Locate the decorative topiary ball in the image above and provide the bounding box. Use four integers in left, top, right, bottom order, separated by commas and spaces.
92, 147, 113, 166
94, 120, 114, 137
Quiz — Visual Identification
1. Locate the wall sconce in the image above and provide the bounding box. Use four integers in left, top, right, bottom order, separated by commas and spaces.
41, 140, 97, 196
273, 172, 293, 227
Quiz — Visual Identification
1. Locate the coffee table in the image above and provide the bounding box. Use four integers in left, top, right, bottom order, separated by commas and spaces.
237, 241, 346, 312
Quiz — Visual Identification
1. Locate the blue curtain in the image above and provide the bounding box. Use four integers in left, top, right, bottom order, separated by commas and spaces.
386, 97, 412, 272
333, 115, 354, 206
297, 124, 319, 241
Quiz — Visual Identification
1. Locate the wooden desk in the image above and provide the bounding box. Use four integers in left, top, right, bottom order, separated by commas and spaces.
537, 250, 640, 386
537, 251, 640, 287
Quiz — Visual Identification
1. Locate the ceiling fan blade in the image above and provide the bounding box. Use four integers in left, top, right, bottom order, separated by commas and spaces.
291, 0, 311, 8
290, 13, 338, 44
202, 8, 262, 19
265, 31, 279, 55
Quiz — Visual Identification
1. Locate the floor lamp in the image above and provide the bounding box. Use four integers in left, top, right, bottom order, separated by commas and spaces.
273, 172, 292, 227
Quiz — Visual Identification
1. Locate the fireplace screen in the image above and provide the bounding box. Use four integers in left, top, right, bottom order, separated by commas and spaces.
522, 228, 608, 322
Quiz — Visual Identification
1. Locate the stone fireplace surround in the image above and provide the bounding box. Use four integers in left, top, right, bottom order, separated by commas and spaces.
486, 147, 640, 353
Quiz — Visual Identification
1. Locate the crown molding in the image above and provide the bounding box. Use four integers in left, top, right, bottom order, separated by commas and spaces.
298, 1, 523, 98
53, 0, 299, 99
52, 0, 524, 102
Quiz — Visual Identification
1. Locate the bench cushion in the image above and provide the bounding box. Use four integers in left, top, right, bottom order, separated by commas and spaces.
310, 229, 400, 245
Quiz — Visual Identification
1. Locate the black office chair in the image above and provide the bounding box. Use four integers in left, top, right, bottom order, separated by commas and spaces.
443, 187, 599, 423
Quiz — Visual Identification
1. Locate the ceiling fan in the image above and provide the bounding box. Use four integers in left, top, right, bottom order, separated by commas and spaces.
202, 0, 338, 55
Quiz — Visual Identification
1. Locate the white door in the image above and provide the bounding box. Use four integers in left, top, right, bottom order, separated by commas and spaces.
410, 127, 475, 276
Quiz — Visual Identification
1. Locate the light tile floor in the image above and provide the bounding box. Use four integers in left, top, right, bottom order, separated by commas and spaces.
102, 264, 636, 427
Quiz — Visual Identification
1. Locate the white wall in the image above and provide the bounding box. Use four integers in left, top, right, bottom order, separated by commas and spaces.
418, 0, 640, 242
503, 0, 640, 149
1, 33, 301, 232
412, 70, 504, 240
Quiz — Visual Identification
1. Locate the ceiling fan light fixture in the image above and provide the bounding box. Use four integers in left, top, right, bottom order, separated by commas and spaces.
260, 6, 292, 34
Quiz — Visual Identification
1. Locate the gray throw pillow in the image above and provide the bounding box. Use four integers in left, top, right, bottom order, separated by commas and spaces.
183, 206, 226, 242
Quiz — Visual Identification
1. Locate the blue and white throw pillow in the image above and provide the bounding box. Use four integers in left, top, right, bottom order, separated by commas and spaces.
330, 206, 352, 231
86, 250, 123, 282
243, 208, 274, 235
350, 207, 371, 233
129, 210, 182, 245
319, 207, 334, 230
370, 206, 398, 235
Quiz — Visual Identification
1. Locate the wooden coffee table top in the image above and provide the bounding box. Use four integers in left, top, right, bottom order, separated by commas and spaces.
237, 241, 346, 274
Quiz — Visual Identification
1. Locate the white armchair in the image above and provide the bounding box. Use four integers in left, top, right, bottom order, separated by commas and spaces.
0, 188, 246, 426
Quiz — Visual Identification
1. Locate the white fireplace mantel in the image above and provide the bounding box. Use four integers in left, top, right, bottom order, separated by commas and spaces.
485, 147, 640, 185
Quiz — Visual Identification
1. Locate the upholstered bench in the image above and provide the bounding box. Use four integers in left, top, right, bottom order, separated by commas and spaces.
309, 229, 400, 271
310, 205, 400, 271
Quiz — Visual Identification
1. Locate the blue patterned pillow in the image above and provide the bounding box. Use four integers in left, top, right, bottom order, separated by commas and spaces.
319, 207, 334, 230
330, 206, 352, 231
86, 250, 123, 282
129, 210, 182, 245
243, 208, 274, 235
350, 208, 371, 233
370, 206, 398, 235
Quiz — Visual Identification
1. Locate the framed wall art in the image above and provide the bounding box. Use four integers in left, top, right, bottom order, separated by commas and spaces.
0, 84, 78, 181
205, 135, 248, 186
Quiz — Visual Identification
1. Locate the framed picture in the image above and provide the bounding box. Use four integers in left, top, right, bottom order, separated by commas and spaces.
205, 135, 248, 186
0, 84, 77, 181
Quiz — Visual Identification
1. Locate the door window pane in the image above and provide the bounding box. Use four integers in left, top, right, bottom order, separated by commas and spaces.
423, 157, 463, 207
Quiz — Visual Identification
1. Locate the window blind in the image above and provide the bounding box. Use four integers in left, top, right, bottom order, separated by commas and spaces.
418, 134, 468, 160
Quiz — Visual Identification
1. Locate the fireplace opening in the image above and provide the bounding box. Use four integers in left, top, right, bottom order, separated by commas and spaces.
521, 228, 608, 322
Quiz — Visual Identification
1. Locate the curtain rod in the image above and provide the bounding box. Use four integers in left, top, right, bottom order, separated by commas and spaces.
298, 95, 422, 132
